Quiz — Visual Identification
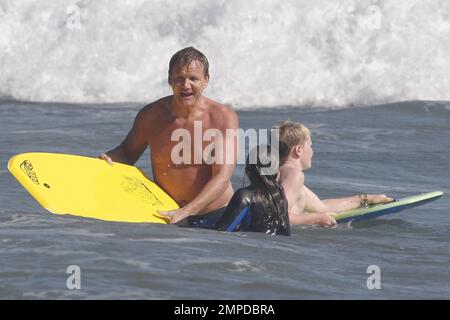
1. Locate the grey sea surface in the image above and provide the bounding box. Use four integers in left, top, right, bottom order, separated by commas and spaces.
1, 100, 449, 299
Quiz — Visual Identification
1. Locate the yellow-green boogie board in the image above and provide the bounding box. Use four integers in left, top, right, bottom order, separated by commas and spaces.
8, 153, 179, 223
335, 191, 444, 223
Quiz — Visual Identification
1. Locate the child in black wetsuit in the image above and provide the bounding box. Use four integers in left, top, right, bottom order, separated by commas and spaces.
215, 145, 290, 236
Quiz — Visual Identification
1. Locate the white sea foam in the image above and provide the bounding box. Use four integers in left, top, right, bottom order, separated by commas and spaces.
232, 260, 264, 272
1, 0, 450, 108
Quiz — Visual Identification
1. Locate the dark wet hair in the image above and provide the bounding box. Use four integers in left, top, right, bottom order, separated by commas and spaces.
168, 47, 209, 84
245, 145, 290, 235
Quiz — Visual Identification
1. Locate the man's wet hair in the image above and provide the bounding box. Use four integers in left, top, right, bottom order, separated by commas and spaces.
168, 47, 209, 84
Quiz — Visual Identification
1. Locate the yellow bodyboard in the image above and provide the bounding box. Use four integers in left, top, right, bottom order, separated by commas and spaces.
8, 153, 178, 223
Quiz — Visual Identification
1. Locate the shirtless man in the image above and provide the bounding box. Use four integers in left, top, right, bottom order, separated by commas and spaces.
276, 121, 393, 227
99, 47, 238, 226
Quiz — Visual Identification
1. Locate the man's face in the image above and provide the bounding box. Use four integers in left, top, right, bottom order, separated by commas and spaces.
169, 60, 209, 108
299, 134, 313, 170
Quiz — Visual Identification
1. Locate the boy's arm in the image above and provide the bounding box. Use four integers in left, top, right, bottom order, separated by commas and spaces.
279, 168, 305, 216
289, 211, 336, 227
279, 169, 336, 227
321, 195, 362, 212
303, 186, 331, 212
322, 194, 394, 212
303, 186, 393, 213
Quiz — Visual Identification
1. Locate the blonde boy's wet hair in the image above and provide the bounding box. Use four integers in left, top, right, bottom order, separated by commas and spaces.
273, 120, 310, 159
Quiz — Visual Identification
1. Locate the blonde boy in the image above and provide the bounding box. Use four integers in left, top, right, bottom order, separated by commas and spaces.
276, 121, 393, 227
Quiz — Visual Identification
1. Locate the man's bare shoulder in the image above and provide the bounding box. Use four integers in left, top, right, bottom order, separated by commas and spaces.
136, 96, 172, 121
205, 98, 238, 128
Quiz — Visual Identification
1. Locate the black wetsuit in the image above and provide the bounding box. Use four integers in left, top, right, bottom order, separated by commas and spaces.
215, 187, 291, 236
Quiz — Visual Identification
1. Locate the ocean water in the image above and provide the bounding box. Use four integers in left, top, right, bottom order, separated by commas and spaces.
0, 100, 449, 299
1, 0, 450, 300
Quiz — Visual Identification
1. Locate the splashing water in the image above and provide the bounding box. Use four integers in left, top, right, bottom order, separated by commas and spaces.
1, 0, 450, 108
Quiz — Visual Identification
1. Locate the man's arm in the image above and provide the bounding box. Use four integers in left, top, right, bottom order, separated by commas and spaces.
181, 162, 235, 216
100, 107, 149, 165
